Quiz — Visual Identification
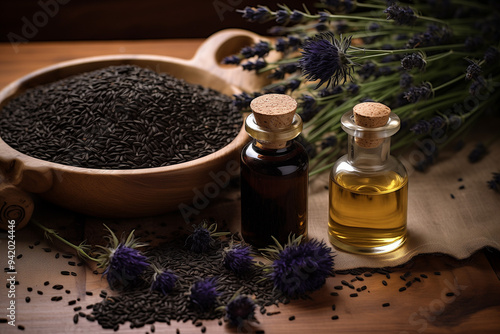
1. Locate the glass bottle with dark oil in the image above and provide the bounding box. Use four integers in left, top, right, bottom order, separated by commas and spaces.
241, 94, 308, 248
329, 102, 408, 254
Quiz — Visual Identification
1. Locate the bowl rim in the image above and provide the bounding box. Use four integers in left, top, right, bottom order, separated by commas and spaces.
0, 54, 247, 177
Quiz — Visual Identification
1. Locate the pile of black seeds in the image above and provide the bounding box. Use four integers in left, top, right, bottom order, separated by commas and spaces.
0, 65, 242, 169
80, 236, 287, 330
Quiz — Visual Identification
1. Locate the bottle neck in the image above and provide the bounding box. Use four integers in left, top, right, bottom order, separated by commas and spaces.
253, 139, 293, 152
347, 134, 391, 170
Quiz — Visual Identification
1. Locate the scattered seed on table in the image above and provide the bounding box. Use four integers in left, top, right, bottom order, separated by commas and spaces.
382, 303, 390, 307
458, 178, 463, 182
356, 276, 364, 281
68, 300, 76, 305
37, 290, 43, 295
68, 261, 76, 266
51, 296, 63, 301
406, 281, 412, 288
27, 287, 32, 292
420, 274, 428, 279
53, 284, 64, 290
16, 254, 23, 259
364, 273, 373, 277
28, 245, 34, 249
44, 281, 50, 286
25, 297, 30, 303
256, 331, 265, 334
450, 194, 455, 199
331, 315, 339, 320
382, 280, 388, 286
55, 253, 60, 259
73, 314, 79, 324
61, 271, 70, 276
459, 185, 465, 190
434, 271, 441, 276
399, 287, 406, 292
334, 285, 343, 290
350, 293, 358, 298
86, 291, 93, 296
34, 241, 40, 246
446, 292, 455, 297
42, 248, 52, 252
267, 311, 281, 316
414, 277, 421, 282
331, 304, 336, 311
62, 254, 73, 259
73, 306, 82, 312
218, 320, 223, 326
71, 272, 77, 276
330, 292, 339, 296
18, 325, 25, 330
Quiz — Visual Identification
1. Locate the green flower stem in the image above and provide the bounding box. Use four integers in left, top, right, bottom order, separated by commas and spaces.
350, 44, 464, 55
32, 220, 99, 262
309, 160, 336, 177
433, 74, 466, 92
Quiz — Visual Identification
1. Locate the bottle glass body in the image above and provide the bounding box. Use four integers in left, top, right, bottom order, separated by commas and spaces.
328, 112, 408, 254
240, 115, 308, 248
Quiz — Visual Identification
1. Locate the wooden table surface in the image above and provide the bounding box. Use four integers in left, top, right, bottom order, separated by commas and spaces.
1, 38, 500, 334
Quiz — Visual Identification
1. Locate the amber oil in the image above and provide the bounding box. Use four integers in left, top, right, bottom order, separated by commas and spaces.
328, 171, 408, 254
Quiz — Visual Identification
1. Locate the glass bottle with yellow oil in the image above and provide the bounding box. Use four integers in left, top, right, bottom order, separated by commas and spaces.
328, 102, 408, 254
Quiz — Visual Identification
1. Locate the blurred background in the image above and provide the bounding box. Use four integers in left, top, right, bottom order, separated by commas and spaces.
0, 0, 310, 41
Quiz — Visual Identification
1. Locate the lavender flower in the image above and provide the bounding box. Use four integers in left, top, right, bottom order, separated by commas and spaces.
298, 95, 320, 122
319, 85, 343, 98
466, 61, 481, 81
225, 295, 257, 327
321, 135, 338, 149
401, 53, 426, 71
275, 38, 287, 52
221, 55, 240, 65
151, 266, 177, 295
399, 73, 413, 89
222, 243, 254, 275
487, 172, 500, 191
358, 61, 377, 80
262, 235, 334, 298
290, 10, 304, 23
429, 116, 445, 129
242, 59, 267, 71
384, 4, 417, 25
253, 41, 271, 58
287, 79, 301, 91
232, 92, 261, 111
299, 32, 353, 88
96, 226, 149, 291
189, 277, 220, 311
484, 46, 499, 64
275, 9, 289, 25
404, 83, 432, 103
410, 120, 431, 135
239, 6, 272, 23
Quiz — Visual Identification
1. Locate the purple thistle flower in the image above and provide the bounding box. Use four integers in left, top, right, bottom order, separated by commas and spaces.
384, 4, 416, 25
223, 244, 254, 275
185, 221, 229, 253
189, 277, 220, 311
401, 53, 426, 71
105, 244, 149, 290
225, 295, 257, 327
299, 32, 353, 89
151, 268, 177, 295
468, 142, 487, 163
265, 237, 334, 298
404, 83, 432, 103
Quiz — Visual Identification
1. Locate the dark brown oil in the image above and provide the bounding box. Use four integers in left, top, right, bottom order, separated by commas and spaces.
240, 141, 308, 248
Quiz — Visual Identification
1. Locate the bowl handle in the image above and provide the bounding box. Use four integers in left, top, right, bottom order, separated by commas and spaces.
0, 159, 53, 230
189, 28, 273, 93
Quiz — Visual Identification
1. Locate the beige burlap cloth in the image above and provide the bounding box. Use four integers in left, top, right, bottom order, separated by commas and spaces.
308, 139, 500, 270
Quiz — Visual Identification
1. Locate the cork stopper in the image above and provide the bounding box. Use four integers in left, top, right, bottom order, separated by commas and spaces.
353, 102, 391, 148
250, 94, 298, 149
250, 94, 297, 130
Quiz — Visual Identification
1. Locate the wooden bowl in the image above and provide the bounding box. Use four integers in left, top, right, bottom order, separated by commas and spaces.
0, 29, 270, 229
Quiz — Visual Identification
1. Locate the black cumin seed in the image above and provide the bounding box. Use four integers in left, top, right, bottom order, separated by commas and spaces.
256, 331, 265, 334
450, 193, 455, 199
341, 280, 349, 286
382, 303, 390, 307
25, 297, 30, 303
386, 273, 391, 279
51, 296, 62, 301
53, 284, 64, 290
44, 281, 50, 286
331, 315, 339, 320
16, 254, 23, 259
27, 287, 32, 292
62, 254, 73, 259
65, 290, 71, 294
330, 292, 339, 296
399, 287, 406, 292
218, 320, 223, 326
86, 291, 93, 296
356, 276, 364, 281
73, 306, 81, 311
37, 290, 43, 295
86, 304, 93, 309
334, 285, 343, 290
404, 271, 411, 278
331, 304, 336, 311
446, 292, 455, 297
364, 273, 373, 277
68, 300, 76, 305
55, 253, 60, 259
459, 185, 465, 190
42, 248, 52, 252
414, 277, 421, 282
34, 241, 40, 246
420, 274, 428, 279
406, 281, 412, 287
400, 275, 406, 281
382, 280, 388, 286
73, 314, 79, 324
71, 272, 77, 276
68, 261, 76, 266
61, 271, 70, 276
267, 311, 281, 316
18, 325, 25, 330
289, 316, 295, 321
458, 178, 463, 182
350, 293, 358, 297
0, 318, 7, 323
434, 271, 441, 275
